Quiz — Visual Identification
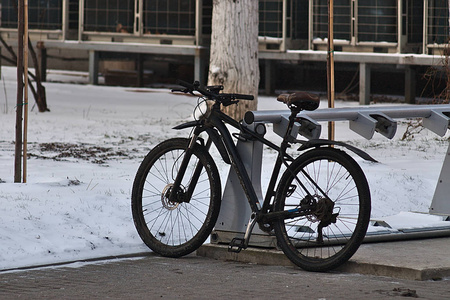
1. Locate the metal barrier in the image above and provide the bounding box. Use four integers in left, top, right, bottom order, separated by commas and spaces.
211, 104, 450, 246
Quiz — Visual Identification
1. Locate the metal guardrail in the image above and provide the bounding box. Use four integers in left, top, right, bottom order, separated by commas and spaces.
244, 104, 450, 140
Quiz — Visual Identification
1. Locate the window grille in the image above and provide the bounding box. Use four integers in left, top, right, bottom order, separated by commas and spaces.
69, 0, 79, 30
313, 0, 351, 41
358, 0, 397, 43
202, 0, 212, 35
84, 0, 134, 33
407, 0, 423, 44
292, 0, 309, 40
259, 0, 284, 38
1, 0, 62, 30
143, 0, 196, 35
427, 0, 449, 44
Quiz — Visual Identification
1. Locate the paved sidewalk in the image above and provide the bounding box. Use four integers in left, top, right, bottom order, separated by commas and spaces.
0, 252, 449, 299
0, 237, 449, 299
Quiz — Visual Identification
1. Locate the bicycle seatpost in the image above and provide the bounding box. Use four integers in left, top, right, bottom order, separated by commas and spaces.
280, 109, 301, 152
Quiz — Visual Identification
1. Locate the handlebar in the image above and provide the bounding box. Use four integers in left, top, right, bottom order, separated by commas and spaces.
172, 80, 254, 106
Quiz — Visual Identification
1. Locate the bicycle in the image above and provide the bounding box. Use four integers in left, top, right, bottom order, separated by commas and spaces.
131, 81, 373, 272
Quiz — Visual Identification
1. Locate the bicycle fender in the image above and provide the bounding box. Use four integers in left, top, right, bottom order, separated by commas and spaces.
172, 120, 202, 130
297, 139, 378, 163
172, 121, 231, 164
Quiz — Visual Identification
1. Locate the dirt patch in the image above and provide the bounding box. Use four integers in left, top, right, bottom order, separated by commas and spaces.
29, 142, 131, 164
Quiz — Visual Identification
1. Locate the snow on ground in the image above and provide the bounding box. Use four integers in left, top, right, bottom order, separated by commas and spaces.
0, 66, 448, 271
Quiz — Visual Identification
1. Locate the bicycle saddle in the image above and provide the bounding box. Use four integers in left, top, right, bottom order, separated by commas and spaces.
277, 92, 320, 111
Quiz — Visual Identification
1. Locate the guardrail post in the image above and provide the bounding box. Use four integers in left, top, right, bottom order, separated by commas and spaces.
88, 50, 99, 85
212, 123, 273, 246
430, 143, 450, 215
359, 63, 371, 105
405, 66, 416, 104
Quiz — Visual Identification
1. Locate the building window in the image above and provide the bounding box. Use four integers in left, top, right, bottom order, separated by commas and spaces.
143, 0, 196, 35
84, 0, 134, 33
407, 0, 423, 44
427, 0, 449, 44
313, 0, 351, 41
292, 0, 309, 40
259, 0, 283, 38
1, 0, 63, 30
358, 0, 397, 43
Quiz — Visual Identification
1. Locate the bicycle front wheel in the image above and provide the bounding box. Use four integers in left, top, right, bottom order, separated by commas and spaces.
273, 147, 371, 272
131, 138, 221, 257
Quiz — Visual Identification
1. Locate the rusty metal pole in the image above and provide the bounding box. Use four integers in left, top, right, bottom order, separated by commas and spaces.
14, 0, 24, 183
327, 0, 335, 141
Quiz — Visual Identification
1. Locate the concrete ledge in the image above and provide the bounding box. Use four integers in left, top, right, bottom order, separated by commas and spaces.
197, 237, 450, 281
197, 244, 294, 267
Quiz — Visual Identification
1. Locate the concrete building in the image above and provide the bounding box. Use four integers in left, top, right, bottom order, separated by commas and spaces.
0, 0, 449, 103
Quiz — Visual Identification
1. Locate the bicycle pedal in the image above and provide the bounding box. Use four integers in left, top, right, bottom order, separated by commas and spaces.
228, 238, 246, 253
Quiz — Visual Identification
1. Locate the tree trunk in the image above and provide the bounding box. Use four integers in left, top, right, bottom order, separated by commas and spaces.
208, 0, 259, 121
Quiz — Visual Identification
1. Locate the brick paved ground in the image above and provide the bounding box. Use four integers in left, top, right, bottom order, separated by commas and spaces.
0, 253, 448, 299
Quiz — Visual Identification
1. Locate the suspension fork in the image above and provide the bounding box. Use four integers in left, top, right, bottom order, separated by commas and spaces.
168, 127, 211, 203
184, 137, 213, 202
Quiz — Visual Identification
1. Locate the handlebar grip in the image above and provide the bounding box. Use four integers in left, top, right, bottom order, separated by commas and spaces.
176, 79, 195, 90
234, 94, 254, 101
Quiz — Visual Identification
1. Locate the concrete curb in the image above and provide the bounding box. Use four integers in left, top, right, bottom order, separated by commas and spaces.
197, 237, 450, 281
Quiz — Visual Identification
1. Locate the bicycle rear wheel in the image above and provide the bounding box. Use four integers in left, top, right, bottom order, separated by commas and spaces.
132, 138, 221, 257
273, 147, 371, 272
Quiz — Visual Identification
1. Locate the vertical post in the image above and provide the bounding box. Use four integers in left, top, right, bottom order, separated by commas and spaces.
78, 0, 84, 41
37, 41, 47, 82
308, 0, 313, 50
136, 53, 144, 87
264, 60, 273, 95
359, 62, 371, 105
23, 0, 29, 183
195, 0, 203, 46
405, 66, 416, 104
281, 0, 287, 51
397, 0, 403, 54
62, 0, 69, 40
194, 49, 206, 84
327, 0, 335, 140
15, 0, 24, 183
350, 0, 356, 45
134, 0, 140, 35
88, 50, 99, 85
423, 0, 428, 54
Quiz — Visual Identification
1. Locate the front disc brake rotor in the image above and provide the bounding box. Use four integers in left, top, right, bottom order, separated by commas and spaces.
161, 184, 181, 210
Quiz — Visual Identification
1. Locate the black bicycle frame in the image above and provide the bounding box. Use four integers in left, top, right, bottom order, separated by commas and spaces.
170, 103, 298, 222
170, 99, 357, 228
